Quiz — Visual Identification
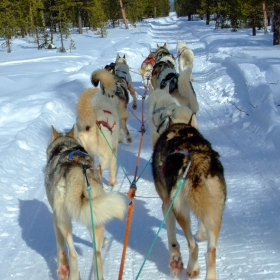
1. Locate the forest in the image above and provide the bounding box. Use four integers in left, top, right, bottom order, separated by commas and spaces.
0, 0, 279, 53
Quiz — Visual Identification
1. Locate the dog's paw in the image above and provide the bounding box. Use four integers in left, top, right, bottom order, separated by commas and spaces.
132, 103, 137, 110
126, 137, 133, 143
108, 181, 118, 187
57, 264, 69, 280
186, 266, 200, 278
169, 256, 183, 277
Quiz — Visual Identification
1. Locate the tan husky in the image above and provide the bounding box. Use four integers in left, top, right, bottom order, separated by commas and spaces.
45, 126, 126, 280
76, 88, 120, 186
152, 118, 226, 280
91, 69, 133, 143
115, 54, 138, 110
138, 51, 156, 86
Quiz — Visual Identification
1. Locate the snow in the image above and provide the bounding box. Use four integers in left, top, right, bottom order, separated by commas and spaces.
1, 12, 280, 280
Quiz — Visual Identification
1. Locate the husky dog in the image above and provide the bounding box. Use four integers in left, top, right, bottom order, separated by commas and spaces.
176, 41, 194, 79
151, 64, 199, 113
155, 43, 170, 62
91, 69, 132, 143
147, 85, 197, 146
76, 88, 120, 186
151, 118, 226, 280
45, 126, 126, 280
138, 51, 156, 86
115, 54, 137, 110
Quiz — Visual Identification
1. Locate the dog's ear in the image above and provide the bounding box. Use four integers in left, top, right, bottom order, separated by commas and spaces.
116, 53, 120, 59
68, 125, 76, 139
156, 44, 160, 49
51, 126, 60, 141
163, 83, 169, 94
188, 113, 198, 129
163, 43, 167, 49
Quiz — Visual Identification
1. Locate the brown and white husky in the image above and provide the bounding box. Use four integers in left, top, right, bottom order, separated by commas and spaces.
151, 117, 226, 280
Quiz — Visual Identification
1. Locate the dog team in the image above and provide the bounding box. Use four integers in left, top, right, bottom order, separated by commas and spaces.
45, 41, 226, 280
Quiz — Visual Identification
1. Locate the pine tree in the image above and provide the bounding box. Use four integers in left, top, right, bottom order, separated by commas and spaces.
0, 0, 18, 52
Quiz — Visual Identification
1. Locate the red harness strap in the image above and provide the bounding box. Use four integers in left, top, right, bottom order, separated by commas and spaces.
143, 57, 155, 65
96, 110, 116, 133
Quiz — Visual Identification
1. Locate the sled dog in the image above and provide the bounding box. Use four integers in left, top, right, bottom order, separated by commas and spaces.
176, 41, 194, 79
91, 69, 132, 143
45, 125, 126, 280
151, 118, 226, 280
147, 85, 197, 146
155, 43, 170, 62
138, 51, 156, 86
115, 54, 137, 110
76, 88, 120, 186
151, 65, 199, 113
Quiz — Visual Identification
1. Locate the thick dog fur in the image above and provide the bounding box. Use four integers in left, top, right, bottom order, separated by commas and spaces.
151, 121, 226, 280
91, 69, 132, 143
138, 51, 156, 86
76, 88, 120, 186
147, 85, 197, 146
151, 65, 199, 113
176, 41, 194, 80
45, 126, 126, 280
115, 54, 137, 110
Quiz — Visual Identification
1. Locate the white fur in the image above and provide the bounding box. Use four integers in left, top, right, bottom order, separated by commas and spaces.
147, 86, 196, 146
176, 41, 194, 74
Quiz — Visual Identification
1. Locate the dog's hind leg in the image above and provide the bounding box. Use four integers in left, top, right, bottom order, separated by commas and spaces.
108, 147, 117, 186
162, 196, 183, 276
195, 220, 207, 241
127, 84, 137, 110
174, 207, 200, 278
58, 215, 80, 280
52, 213, 70, 280
120, 117, 132, 143
89, 226, 104, 280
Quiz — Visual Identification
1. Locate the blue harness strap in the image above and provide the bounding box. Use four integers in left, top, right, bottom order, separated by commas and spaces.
68, 150, 89, 160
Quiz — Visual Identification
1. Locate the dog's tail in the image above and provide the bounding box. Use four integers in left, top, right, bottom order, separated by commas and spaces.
91, 69, 116, 92
178, 69, 199, 113
65, 169, 126, 227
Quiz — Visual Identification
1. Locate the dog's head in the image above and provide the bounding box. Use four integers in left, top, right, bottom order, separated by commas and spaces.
148, 51, 156, 59
176, 41, 187, 52
116, 54, 127, 65
156, 43, 168, 50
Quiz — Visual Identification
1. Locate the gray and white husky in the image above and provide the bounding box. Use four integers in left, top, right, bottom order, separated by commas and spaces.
45, 125, 126, 280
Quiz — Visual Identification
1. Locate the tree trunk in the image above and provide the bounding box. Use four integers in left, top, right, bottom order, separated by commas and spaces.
206, 10, 210, 25
78, 8, 83, 34
273, 3, 280, 45
119, 0, 129, 29
7, 37, 11, 53
263, 2, 268, 34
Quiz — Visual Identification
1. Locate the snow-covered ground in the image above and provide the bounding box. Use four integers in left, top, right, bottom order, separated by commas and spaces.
0, 12, 280, 280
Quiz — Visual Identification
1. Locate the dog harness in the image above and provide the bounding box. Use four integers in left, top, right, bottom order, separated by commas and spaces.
115, 83, 129, 104
143, 57, 155, 66
152, 102, 177, 133
96, 109, 116, 133
160, 73, 179, 94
